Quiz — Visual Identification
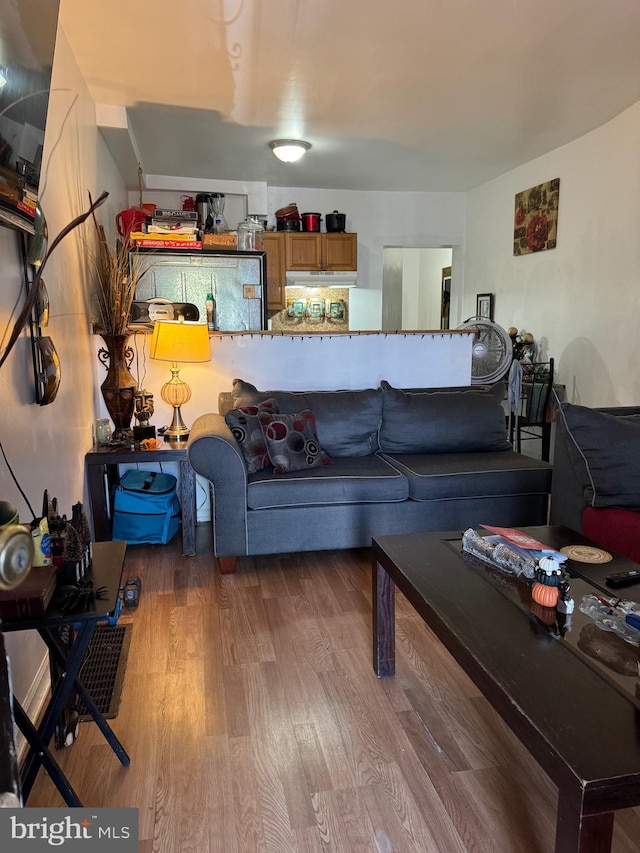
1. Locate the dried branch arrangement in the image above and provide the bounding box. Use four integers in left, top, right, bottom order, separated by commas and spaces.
88, 191, 153, 336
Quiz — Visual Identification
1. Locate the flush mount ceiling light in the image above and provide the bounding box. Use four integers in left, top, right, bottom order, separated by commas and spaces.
269, 139, 311, 163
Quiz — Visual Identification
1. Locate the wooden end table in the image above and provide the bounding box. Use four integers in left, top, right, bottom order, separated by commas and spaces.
85, 442, 196, 556
372, 525, 640, 853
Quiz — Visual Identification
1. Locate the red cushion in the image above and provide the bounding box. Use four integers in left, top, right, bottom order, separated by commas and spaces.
582, 507, 640, 564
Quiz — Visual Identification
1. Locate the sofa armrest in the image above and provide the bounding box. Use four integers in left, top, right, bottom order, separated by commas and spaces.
187, 413, 249, 558
550, 405, 640, 534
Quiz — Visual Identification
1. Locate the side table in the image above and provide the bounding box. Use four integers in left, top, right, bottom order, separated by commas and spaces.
85, 443, 196, 556
2, 540, 129, 806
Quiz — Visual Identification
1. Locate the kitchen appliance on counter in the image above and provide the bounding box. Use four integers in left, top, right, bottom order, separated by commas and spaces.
301, 212, 322, 232
210, 193, 227, 233
326, 210, 346, 232
275, 203, 301, 231
195, 193, 211, 230
131, 251, 267, 331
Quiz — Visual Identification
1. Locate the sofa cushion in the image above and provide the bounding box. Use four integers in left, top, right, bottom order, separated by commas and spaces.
246, 454, 409, 509
231, 378, 382, 456
559, 403, 640, 509
224, 398, 279, 474
582, 507, 640, 564
258, 409, 332, 474
379, 381, 511, 454
381, 450, 551, 501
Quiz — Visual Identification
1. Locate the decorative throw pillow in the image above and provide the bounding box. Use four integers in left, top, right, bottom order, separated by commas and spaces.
559, 403, 640, 509
224, 399, 279, 473
258, 409, 333, 474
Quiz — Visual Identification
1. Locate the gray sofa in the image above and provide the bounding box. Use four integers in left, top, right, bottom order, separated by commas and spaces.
187, 378, 553, 572
550, 402, 640, 563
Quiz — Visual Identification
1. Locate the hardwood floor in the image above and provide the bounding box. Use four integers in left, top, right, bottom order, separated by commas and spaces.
26, 526, 640, 851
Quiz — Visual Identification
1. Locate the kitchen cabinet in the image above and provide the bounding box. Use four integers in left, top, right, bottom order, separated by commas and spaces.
263, 232, 287, 310
264, 232, 358, 309
285, 232, 357, 271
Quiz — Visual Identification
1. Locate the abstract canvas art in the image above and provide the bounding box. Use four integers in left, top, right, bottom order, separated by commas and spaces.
513, 178, 560, 255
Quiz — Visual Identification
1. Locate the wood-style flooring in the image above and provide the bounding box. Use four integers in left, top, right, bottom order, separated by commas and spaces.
26, 526, 640, 851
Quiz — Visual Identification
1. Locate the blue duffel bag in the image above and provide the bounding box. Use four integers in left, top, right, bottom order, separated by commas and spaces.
112, 469, 180, 545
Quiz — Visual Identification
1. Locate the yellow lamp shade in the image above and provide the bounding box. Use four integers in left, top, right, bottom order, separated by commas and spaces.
150, 320, 211, 364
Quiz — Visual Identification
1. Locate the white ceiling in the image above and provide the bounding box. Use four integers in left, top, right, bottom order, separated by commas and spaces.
60, 0, 640, 193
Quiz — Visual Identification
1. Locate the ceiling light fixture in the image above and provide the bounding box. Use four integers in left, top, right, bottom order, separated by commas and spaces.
269, 139, 311, 163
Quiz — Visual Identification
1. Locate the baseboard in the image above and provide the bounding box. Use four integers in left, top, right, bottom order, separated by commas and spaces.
14, 653, 50, 763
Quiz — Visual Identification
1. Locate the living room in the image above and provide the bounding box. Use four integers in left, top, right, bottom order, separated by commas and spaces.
2, 1, 640, 849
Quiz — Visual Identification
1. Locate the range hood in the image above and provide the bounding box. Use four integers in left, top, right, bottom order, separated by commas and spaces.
285, 270, 357, 287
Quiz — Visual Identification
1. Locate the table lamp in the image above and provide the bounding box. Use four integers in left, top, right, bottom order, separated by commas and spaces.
149, 319, 211, 442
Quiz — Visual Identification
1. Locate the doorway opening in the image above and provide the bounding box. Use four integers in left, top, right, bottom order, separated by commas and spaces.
382, 247, 455, 331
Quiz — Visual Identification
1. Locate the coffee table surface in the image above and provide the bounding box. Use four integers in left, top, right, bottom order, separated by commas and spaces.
372, 525, 640, 805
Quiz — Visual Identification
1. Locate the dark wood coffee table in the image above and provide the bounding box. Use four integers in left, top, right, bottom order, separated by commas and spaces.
372, 525, 640, 853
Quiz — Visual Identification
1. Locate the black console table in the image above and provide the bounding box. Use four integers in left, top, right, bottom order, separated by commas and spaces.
85, 443, 196, 556
2, 540, 129, 806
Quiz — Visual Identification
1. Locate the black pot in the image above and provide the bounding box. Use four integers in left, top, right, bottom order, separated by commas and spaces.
301, 212, 321, 232
276, 219, 301, 231
326, 210, 346, 232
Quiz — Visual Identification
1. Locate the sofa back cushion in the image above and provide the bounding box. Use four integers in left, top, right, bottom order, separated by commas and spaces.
230, 379, 382, 457
379, 380, 511, 454
559, 402, 640, 509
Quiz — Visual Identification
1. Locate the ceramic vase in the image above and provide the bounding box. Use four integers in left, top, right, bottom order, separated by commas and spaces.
98, 334, 136, 440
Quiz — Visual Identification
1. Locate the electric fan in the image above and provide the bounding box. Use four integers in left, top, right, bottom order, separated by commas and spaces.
457, 318, 513, 385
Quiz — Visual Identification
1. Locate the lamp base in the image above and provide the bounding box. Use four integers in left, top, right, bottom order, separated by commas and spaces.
161, 404, 190, 443
163, 429, 189, 444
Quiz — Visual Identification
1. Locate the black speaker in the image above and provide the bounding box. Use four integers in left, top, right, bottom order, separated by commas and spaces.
131, 301, 151, 322
173, 303, 200, 321
130, 302, 200, 322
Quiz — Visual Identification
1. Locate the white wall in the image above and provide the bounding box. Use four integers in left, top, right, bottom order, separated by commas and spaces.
0, 24, 128, 705
268, 187, 466, 330
464, 100, 640, 407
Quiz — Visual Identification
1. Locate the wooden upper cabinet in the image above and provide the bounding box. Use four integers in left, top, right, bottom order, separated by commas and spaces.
285, 233, 323, 269
323, 233, 357, 270
265, 232, 358, 309
263, 232, 286, 310
285, 232, 357, 271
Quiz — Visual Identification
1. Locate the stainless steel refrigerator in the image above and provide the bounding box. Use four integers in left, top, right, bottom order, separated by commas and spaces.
131, 250, 267, 331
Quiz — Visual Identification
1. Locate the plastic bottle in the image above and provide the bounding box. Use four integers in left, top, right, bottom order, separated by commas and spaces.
205, 292, 216, 331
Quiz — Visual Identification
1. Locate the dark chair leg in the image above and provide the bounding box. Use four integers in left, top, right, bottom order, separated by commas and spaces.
541, 423, 551, 462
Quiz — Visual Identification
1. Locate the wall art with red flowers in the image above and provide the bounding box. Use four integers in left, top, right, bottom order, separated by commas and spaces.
513, 178, 560, 255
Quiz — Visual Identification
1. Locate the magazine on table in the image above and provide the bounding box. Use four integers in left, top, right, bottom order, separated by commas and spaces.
481, 525, 568, 563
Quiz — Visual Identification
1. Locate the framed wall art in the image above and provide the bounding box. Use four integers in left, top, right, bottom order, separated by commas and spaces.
513, 178, 560, 255
476, 293, 494, 320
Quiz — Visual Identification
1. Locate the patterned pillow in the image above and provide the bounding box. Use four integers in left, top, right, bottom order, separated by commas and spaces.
224, 399, 279, 473
258, 410, 333, 474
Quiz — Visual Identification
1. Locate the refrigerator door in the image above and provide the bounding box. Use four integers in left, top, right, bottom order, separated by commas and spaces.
131, 251, 267, 331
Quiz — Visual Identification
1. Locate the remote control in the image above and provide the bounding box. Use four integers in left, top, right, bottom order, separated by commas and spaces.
605, 569, 640, 588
